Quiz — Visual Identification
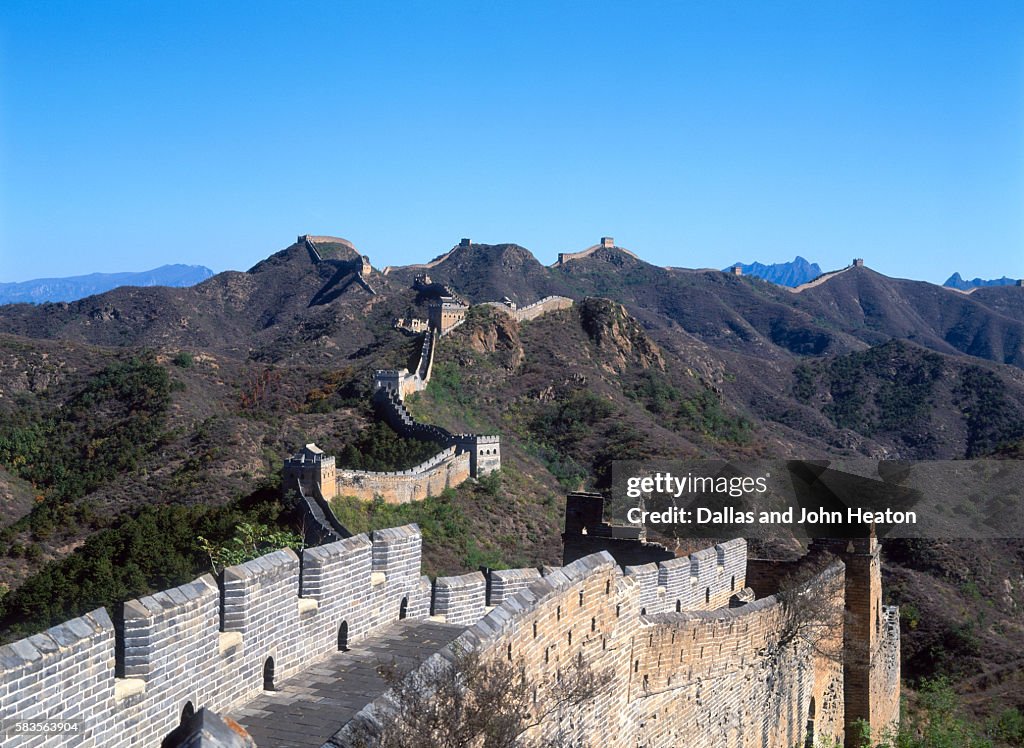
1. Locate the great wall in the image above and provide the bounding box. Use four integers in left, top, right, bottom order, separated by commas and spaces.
283, 249, 571, 518
0, 237, 901, 747
0, 496, 900, 748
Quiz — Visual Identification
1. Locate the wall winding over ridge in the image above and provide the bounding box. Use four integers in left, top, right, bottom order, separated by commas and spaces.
2, 524, 881, 748
480, 295, 574, 322
335, 544, 847, 748
336, 447, 471, 504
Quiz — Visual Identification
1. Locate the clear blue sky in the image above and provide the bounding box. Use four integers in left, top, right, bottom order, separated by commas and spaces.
2, 1, 1022, 283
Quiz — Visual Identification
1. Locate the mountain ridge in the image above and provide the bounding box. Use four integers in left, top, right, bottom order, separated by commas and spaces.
0, 233, 1022, 727
944, 272, 1019, 291
0, 264, 214, 305
722, 255, 823, 287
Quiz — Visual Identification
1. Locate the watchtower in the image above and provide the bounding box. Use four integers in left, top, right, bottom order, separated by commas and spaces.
373, 368, 409, 395
731, 265, 743, 276
454, 434, 500, 477
853, 258, 865, 268
283, 443, 338, 501
600, 237, 615, 248
428, 297, 469, 335
809, 531, 900, 745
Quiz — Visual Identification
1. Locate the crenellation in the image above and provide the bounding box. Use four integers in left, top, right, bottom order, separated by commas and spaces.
624, 563, 661, 615
2, 496, 894, 748
483, 295, 574, 322
432, 573, 488, 626
488, 567, 542, 606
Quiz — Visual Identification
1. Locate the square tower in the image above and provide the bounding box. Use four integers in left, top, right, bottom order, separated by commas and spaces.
283, 443, 338, 501
455, 434, 500, 477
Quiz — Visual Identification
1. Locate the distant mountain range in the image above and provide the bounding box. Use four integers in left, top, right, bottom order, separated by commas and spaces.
723, 256, 822, 287
943, 272, 1018, 291
0, 265, 214, 304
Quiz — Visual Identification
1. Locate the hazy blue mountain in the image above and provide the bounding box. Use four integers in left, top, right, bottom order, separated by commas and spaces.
943, 272, 1018, 291
0, 264, 214, 304
724, 256, 822, 287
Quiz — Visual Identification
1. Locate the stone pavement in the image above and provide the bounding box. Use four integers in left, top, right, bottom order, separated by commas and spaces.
231, 619, 464, 748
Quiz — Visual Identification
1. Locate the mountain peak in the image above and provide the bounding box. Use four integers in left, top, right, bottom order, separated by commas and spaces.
943, 272, 1018, 291
725, 256, 823, 287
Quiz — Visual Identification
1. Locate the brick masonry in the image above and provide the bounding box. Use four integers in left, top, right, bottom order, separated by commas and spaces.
1, 525, 897, 748
334, 548, 854, 748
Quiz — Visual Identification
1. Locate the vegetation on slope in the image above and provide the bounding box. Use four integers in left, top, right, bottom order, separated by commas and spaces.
334, 422, 441, 471
0, 356, 175, 543
791, 340, 1024, 457
330, 471, 539, 576
0, 487, 290, 644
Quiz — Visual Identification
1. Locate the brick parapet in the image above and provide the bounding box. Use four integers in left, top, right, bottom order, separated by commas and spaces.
1, 531, 882, 748
432, 573, 488, 626
0, 525, 430, 747
332, 547, 850, 748
488, 567, 542, 606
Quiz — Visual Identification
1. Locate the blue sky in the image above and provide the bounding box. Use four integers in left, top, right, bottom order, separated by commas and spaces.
1, 1, 1022, 283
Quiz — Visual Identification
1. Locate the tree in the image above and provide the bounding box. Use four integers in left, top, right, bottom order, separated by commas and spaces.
347, 644, 612, 748
197, 522, 304, 574
773, 559, 846, 664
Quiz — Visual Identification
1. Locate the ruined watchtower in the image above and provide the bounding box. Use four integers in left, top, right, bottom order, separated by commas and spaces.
809, 532, 900, 746
283, 444, 338, 501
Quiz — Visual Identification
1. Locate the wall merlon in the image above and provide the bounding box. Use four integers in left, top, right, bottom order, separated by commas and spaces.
432, 572, 487, 626
223, 548, 298, 582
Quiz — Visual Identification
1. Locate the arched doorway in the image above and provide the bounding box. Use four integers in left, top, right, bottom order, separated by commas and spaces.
804, 696, 816, 748
159, 701, 196, 748
263, 657, 276, 691
399, 596, 409, 620
338, 621, 349, 651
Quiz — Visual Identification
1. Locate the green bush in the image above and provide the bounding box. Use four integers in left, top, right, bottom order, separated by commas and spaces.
0, 494, 290, 644
335, 422, 441, 471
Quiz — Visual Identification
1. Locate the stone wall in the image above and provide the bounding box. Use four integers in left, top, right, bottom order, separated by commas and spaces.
335, 447, 471, 504
622, 538, 748, 616
432, 572, 488, 627
2, 524, 890, 748
0, 526, 429, 748
554, 240, 639, 266
336, 551, 846, 748
511, 295, 573, 321
488, 567, 542, 606
482, 295, 574, 322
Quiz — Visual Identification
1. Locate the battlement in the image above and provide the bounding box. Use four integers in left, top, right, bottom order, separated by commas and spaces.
555, 237, 639, 267
483, 295, 574, 322
2, 521, 887, 748
0, 525, 428, 748
622, 538, 747, 615
338, 548, 850, 748
336, 447, 471, 504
